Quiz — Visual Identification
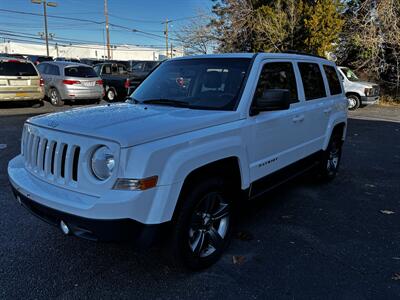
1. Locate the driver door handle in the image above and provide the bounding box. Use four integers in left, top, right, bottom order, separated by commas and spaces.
323, 108, 332, 114
292, 115, 304, 123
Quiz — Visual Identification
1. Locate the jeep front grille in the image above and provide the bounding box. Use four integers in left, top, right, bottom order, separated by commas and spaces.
22, 129, 81, 184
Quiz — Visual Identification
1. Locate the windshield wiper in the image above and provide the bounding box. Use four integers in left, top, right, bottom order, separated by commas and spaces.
141, 99, 191, 108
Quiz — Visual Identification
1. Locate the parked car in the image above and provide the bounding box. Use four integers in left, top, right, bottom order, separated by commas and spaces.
8, 53, 347, 270
93, 62, 135, 101
102, 59, 130, 69
128, 60, 160, 89
1, 53, 26, 59
36, 61, 103, 106
54, 57, 81, 63
26, 55, 53, 65
0, 56, 44, 104
338, 66, 380, 110
79, 58, 102, 66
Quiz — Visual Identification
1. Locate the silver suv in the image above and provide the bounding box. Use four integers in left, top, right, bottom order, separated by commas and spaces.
36, 61, 104, 106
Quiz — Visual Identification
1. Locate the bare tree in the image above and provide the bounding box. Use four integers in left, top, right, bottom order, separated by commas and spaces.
175, 14, 217, 55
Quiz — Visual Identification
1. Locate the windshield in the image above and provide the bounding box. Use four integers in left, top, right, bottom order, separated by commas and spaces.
132, 58, 251, 110
64, 66, 98, 78
0, 61, 37, 76
341, 67, 360, 82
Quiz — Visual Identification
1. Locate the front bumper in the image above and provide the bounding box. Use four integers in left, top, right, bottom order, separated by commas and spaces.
11, 186, 167, 243
8, 155, 177, 242
361, 96, 380, 105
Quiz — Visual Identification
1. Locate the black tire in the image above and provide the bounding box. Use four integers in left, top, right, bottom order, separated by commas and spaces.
347, 94, 360, 110
317, 132, 343, 181
105, 88, 116, 102
49, 88, 64, 107
167, 177, 234, 270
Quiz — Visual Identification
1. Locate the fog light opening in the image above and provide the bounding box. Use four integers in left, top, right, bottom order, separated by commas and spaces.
60, 220, 70, 235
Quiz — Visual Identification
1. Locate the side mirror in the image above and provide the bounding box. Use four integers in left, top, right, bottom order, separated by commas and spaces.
251, 89, 291, 115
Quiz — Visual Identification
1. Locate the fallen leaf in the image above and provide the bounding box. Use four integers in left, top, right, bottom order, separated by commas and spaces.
392, 273, 400, 281
232, 255, 246, 265
0, 144, 7, 150
380, 210, 395, 215
236, 230, 254, 241
365, 184, 376, 188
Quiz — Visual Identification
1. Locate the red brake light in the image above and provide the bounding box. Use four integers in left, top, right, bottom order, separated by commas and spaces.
124, 79, 130, 89
6, 59, 21, 63
63, 80, 81, 85
39, 78, 44, 86
96, 79, 103, 85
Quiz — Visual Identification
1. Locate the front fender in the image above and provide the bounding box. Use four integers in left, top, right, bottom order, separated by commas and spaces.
117, 123, 249, 223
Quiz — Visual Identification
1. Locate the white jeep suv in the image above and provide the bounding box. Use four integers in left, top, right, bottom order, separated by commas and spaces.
8, 53, 347, 269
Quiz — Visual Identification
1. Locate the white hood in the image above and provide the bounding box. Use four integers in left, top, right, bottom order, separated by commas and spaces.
28, 103, 240, 147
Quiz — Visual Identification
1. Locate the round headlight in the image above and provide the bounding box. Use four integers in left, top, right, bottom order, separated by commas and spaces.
91, 146, 115, 180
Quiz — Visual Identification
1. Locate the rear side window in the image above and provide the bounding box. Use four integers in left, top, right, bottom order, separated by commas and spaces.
254, 62, 298, 103
111, 64, 127, 75
132, 62, 145, 71
298, 62, 326, 100
0, 61, 38, 76
49, 65, 60, 76
64, 66, 97, 78
323, 65, 342, 95
36, 63, 46, 74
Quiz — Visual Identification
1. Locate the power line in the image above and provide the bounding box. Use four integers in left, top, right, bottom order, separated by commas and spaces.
0, 8, 180, 43
0, 35, 168, 52
0, 30, 166, 49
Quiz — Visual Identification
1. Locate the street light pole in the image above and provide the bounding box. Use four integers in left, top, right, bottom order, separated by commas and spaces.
43, 0, 49, 56
104, 0, 111, 60
32, 0, 57, 56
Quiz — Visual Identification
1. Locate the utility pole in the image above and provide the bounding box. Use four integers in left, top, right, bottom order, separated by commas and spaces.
43, 0, 49, 56
104, 0, 111, 59
164, 19, 169, 58
170, 43, 173, 58
32, 0, 57, 56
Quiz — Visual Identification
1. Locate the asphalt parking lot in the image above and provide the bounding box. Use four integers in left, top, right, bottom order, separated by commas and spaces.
0, 102, 399, 299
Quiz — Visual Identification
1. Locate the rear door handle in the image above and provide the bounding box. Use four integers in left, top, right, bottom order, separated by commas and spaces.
292, 115, 305, 122
323, 108, 332, 114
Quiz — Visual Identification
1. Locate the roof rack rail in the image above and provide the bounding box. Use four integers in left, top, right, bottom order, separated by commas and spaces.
281, 50, 326, 59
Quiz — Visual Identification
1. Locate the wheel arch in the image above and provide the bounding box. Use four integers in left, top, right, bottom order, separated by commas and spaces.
345, 92, 361, 99
323, 121, 347, 150
172, 156, 243, 220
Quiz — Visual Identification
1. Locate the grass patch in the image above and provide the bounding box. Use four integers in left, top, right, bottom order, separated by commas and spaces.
379, 95, 400, 107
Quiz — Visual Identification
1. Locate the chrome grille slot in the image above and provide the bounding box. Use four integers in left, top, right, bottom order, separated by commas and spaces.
38, 139, 48, 171
32, 136, 40, 168
72, 147, 80, 182
60, 144, 67, 178
26, 132, 35, 165
50, 142, 57, 175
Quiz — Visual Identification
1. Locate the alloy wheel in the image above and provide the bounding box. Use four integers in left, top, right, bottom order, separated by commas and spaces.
327, 142, 340, 173
107, 90, 115, 101
50, 90, 58, 105
347, 96, 357, 110
188, 192, 230, 258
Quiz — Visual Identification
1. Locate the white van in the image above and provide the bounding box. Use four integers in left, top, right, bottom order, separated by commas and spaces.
338, 66, 380, 110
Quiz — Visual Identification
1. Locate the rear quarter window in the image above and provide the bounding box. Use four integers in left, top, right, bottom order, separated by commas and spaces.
64, 66, 97, 78
298, 62, 326, 100
323, 65, 342, 95
0, 61, 38, 76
